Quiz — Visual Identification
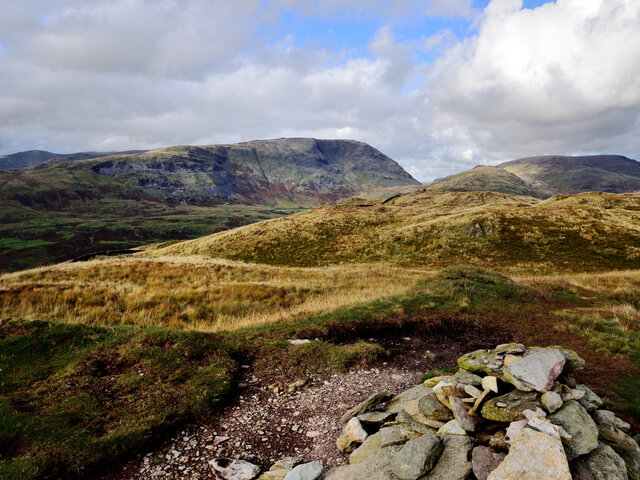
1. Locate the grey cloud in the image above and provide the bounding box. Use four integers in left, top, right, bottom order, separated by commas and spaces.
1, 0, 639, 184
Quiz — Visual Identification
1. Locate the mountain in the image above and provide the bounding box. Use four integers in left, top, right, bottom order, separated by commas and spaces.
425, 165, 541, 198
0, 150, 60, 170
0, 138, 418, 272
0, 149, 148, 170
1, 138, 418, 209
147, 190, 640, 273
499, 154, 640, 197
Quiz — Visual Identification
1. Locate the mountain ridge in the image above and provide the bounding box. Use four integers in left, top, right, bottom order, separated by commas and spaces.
426, 154, 640, 198
0, 138, 419, 272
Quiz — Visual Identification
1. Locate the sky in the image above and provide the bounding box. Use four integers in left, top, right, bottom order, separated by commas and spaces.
0, 0, 639, 181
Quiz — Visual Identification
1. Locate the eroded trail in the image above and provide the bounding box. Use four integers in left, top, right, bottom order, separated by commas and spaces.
100, 333, 501, 480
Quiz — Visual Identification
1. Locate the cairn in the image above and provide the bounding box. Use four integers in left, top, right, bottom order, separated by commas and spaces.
212, 344, 640, 480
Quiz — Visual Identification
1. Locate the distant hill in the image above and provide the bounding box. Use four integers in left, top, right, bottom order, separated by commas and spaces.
147, 190, 640, 273
425, 165, 541, 198
0, 138, 418, 272
0, 150, 61, 170
424, 154, 640, 198
0, 149, 147, 170
499, 154, 640, 197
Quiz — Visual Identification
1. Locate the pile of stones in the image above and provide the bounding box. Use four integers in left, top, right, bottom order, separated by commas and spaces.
208, 344, 640, 480
324, 343, 639, 480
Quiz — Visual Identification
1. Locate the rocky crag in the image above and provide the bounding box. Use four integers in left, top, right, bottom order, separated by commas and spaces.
209, 344, 640, 480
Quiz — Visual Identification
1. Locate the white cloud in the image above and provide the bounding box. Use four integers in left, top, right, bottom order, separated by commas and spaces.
428, 0, 640, 161
0, 0, 639, 183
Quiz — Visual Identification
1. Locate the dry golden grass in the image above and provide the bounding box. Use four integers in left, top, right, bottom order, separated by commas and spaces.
516, 269, 640, 296
145, 190, 640, 274
0, 255, 435, 332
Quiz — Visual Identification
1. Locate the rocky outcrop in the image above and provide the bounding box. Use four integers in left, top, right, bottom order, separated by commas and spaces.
88, 139, 420, 206
323, 343, 639, 479
215, 344, 639, 480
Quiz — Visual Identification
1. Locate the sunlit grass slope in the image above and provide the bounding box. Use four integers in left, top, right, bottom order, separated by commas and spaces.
0, 257, 433, 331
148, 190, 640, 273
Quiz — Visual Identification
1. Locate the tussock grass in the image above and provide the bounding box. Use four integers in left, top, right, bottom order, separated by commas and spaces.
147, 191, 640, 273
0, 256, 434, 331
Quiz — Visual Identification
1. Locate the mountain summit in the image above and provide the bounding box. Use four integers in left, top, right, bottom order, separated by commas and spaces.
1, 138, 419, 209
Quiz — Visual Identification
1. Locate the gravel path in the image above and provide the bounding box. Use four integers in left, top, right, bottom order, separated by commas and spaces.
99, 332, 499, 480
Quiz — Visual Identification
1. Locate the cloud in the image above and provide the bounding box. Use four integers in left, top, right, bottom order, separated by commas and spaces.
428, 0, 640, 161
0, 0, 639, 183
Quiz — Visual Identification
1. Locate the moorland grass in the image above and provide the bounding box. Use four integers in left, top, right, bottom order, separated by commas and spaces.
149, 191, 640, 273
0, 257, 434, 331
2, 264, 640, 478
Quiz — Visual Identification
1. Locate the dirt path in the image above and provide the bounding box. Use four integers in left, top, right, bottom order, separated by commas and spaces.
99, 331, 503, 480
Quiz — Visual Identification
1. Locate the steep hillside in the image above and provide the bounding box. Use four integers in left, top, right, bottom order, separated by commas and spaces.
500, 154, 640, 196
86, 138, 419, 205
425, 165, 541, 197
1, 138, 418, 209
0, 138, 418, 272
148, 190, 640, 273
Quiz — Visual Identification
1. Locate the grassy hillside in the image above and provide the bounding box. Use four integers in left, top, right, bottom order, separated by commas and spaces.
0, 138, 418, 273
500, 154, 640, 197
2, 265, 640, 478
425, 165, 542, 197
148, 190, 640, 273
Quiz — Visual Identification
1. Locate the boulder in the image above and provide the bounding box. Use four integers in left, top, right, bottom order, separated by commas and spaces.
541, 391, 563, 413
386, 385, 431, 414
379, 425, 420, 448
418, 392, 454, 421
481, 391, 541, 422
210, 459, 261, 480
272, 458, 304, 470
390, 434, 443, 480
402, 399, 446, 429
437, 420, 467, 436
495, 343, 526, 354
283, 461, 322, 480
457, 349, 504, 377
487, 428, 571, 479
555, 347, 586, 373
453, 370, 484, 386
424, 434, 472, 480
323, 446, 401, 480
472, 446, 506, 480
575, 384, 603, 411
449, 396, 479, 432
396, 409, 439, 435
502, 349, 565, 392
259, 458, 304, 479
345, 417, 368, 442
597, 424, 640, 480
592, 410, 631, 432
504, 419, 527, 444
257, 471, 288, 480
548, 400, 598, 460
357, 411, 395, 425
349, 432, 382, 464
336, 431, 357, 453
341, 392, 394, 423
572, 442, 627, 480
